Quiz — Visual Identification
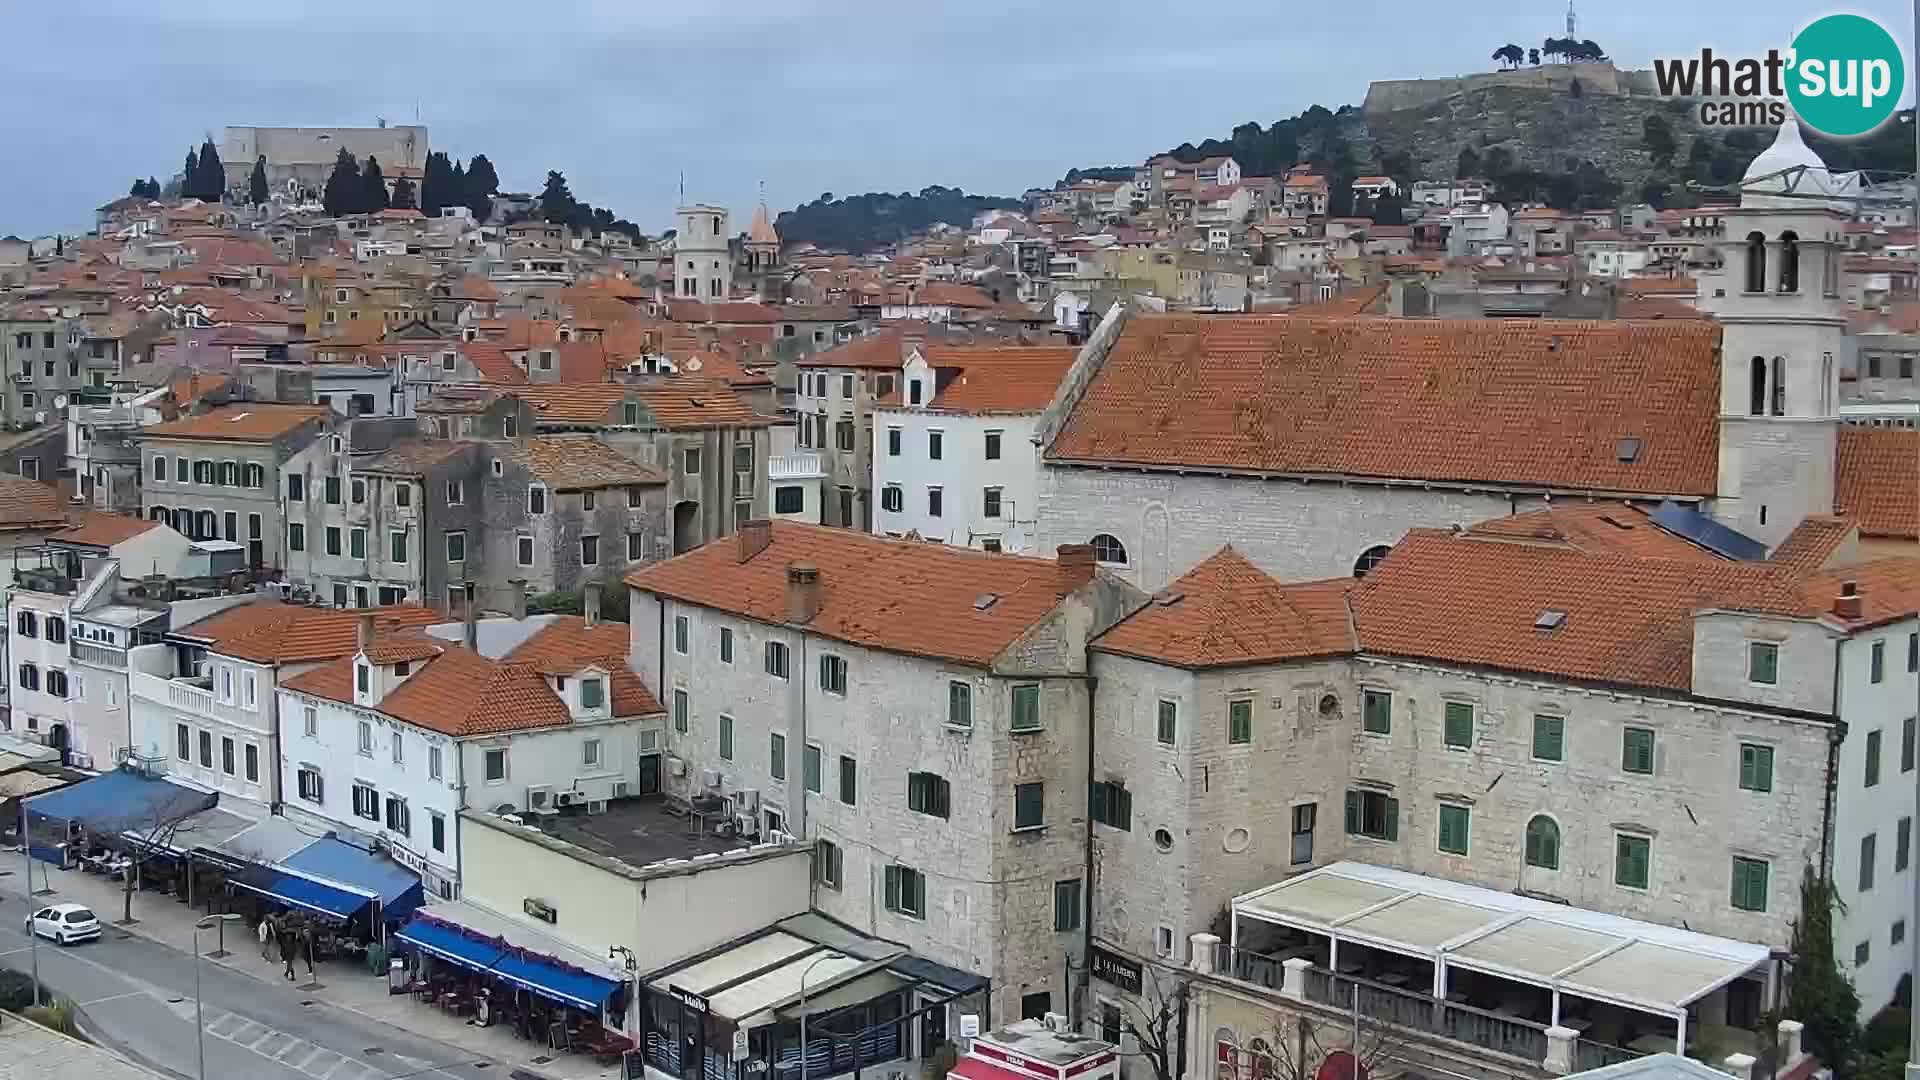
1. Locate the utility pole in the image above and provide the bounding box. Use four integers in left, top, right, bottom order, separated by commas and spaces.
18, 804, 38, 1008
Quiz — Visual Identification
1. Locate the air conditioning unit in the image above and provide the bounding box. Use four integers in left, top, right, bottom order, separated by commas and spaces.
700, 769, 722, 789
587, 799, 607, 815
611, 782, 631, 799
1043, 1013, 1070, 1035
666, 756, 686, 777
526, 785, 553, 810
734, 788, 759, 815
554, 791, 579, 808
733, 813, 759, 838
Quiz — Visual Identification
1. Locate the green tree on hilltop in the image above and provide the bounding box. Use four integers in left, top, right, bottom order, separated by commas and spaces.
322, 148, 361, 217
390, 176, 417, 210
248, 156, 269, 205
360, 156, 390, 213
193, 138, 225, 201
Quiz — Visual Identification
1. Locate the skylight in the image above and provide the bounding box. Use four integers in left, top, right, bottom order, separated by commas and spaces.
1534, 610, 1568, 631
1615, 437, 1643, 463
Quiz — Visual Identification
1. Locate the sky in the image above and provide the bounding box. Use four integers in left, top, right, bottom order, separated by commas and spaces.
6, 0, 1915, 238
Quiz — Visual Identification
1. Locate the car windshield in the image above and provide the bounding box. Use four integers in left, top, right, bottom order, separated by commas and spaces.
63, 910, 95, 924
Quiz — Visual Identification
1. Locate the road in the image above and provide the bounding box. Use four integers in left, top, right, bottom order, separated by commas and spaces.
0, 881, 503, 1080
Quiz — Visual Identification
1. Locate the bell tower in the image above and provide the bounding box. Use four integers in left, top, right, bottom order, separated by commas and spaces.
1714, 119, 1851, 547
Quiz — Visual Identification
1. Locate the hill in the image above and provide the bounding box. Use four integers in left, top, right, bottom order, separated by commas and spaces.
775, 186, 1022, 254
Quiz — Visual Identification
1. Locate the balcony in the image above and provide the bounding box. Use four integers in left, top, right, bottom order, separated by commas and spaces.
130, 670, 216, 719
72, 642, 126, 668
769, 453, 825, 482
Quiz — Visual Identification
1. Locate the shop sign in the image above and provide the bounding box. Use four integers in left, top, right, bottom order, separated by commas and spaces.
523, 897, 557, 923
1088, 945, 1143, 994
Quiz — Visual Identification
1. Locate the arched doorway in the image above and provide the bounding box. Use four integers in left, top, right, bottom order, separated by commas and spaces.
48, 723, 68, 767
672, 501, 701, 555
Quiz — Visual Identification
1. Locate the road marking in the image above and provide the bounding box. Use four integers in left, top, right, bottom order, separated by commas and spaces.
78, 991, 147, 1006
199, 1007, 396, 1080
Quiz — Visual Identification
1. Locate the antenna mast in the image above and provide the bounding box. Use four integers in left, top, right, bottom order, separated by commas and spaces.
1565, 0, 1576, 37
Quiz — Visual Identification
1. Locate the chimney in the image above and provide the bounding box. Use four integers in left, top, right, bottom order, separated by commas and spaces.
584, 583, 602, 629
508, 579, 527, 620
463, 581, 478, 651
900, 330, 925, 363
786, 562, 822, 624
357, 612, 374, 652
1834, 580, 1863, 620
1057, 544, 1097, 591
737, 519, 772, 563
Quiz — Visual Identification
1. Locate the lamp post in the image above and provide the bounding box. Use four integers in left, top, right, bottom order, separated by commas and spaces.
798, 952, 843, 1080
193, 914, 243, 1080
608, 946, 638, 1036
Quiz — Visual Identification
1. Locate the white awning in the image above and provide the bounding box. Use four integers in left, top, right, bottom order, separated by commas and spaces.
1233, 863, 1770, 1016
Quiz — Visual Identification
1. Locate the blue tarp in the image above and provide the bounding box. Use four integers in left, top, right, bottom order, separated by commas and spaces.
490, 950, 623, 1011
394, 917, 503, 971
25, 770, 215, 829
231, 864, 373, 922
280, 838, 423, 919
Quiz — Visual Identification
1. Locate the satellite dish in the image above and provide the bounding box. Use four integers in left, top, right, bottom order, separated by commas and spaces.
685, 357, 704, 371
53, 395, 68, 409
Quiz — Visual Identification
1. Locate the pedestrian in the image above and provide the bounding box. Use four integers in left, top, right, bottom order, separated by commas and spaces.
258, 914, 274, 960
279, 926, 297, 981
300, 923, 315, 976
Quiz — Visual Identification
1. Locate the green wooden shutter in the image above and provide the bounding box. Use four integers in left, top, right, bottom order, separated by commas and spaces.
1344, 791, 1361, 835
1383, 797, 1399, 841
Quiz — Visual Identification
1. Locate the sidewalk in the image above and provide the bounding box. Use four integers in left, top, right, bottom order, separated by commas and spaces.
1, 853, 625, 1080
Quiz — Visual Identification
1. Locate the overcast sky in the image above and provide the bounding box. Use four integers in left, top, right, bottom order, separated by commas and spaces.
6, 1, 1913, 237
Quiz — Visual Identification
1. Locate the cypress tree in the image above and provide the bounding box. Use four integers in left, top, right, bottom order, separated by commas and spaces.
248, 156, 269, 206
360, 156, 390, 213
182, 149, 198, 198
464, 154, 498, 222
194, 138, 225, 201
390, 177, 417, 211
322, 148, 361, 217
145, 177, 159, 199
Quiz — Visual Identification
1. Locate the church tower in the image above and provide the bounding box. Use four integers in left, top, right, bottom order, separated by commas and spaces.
1714, 119, 1852, 547
743, 199, 782, 299
674, 203, 732, 300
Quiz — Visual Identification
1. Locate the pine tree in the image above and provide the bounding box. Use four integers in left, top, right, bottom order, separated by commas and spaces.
248, 156, 269, 206
539, 170, 577, 226
144, 177, 159, 199
322, 148, 361, 217
182, 149, 199, 199
449, 160, 469, 218
360, 156, 390, 213
390, 177, 417, 210
129, 178, 146, 198
194, 138, 225, 201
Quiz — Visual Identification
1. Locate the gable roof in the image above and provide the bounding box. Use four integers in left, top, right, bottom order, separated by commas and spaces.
626, 521, 1086, 667
1835, 427, 1919, 539
505, 617, 663, 715
486, 380, 768, 430
1463, 503, 1726, 564
178, 603, 443, 664
1093, 548, 1353, 668
1768, 516, 1857, 572
917, 346, 1080, 414
505, 434, 666, 490
141, 403, 328, 442
283, 643, 575, 737
0, 476, 71, 530
359, 440, 476, 477
1048, 315, 1721, 497
807, 329, 912, 371
50, 512, 161, 548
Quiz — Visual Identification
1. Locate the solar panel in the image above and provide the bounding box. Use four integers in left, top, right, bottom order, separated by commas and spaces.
1648, 500, 1768, 561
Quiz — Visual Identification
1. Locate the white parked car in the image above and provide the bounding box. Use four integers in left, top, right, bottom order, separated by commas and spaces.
25, 903, 101, 945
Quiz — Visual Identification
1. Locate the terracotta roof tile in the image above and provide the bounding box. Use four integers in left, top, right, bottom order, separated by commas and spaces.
1048, 315, 1721, 497
626, 522, 1087, 667
362, 632, 450, 665
1464, 503, 1726, 563
488, 380, 769, 430
1835, 427, 1919, 539
0, 476, 71, 530
283, 645, 574, 737
176, 603, 442, 664
142, 403, 328, 442
50, 512, 161, 548
916, 346, 1078, 414
504, 434, 666, 490
1799, 558, 1920, 630
505, 617, 662, 715
1768, 516, 1857, 572
360, 440, 476, 476
1094, 548, 1353, 668
807, 329, 912, 370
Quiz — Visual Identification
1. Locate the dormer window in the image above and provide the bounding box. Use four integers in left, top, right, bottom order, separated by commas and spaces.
581, 677, 605, 711
356, 662, 370, 694
393, 661, 411, 677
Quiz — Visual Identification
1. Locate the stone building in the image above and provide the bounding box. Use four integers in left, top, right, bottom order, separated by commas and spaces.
221, 125, 429, 196
626, 522, 1147, 1022
794, 330, 914, 530
138, 403, 330, 570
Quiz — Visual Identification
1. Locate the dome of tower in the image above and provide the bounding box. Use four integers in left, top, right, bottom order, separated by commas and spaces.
1740, 115, 1860, 209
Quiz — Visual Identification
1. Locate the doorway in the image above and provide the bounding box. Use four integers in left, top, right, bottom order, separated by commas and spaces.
638, 754, 661, 796
48, 723, 68, 767
672, 501, 700, 555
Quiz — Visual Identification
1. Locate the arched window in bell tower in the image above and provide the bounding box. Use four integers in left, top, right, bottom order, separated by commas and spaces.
1744, 232, 1767, 293
1750, 357, 1768, 416
1771, 357, 1786, 416
1778, 231, 1800, 293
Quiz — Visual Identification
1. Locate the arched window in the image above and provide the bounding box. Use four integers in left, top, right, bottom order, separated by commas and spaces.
1778, 231, 1799, 292
1744, 231, 1767, 293
1749, 356, 1768, 416
196, 510, 217, 539
1771, 357, 1786, 416
1090, 533, 1128, 565
1524, 815, 1561, 870
1353, 544, 1393, 578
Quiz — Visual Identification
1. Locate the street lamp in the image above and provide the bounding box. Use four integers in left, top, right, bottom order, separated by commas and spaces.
193, 914, 243, 1080
798, 952, 843, 1080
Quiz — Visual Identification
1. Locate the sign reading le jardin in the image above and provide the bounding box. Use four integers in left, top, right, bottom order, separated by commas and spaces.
1653, 13, 1906, 136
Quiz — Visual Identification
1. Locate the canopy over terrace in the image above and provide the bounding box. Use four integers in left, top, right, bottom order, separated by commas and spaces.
1231, 862, 1774, 1052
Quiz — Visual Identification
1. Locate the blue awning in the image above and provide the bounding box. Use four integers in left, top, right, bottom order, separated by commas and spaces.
395, 917, 503, 972
26, 770, 215, 828
279, 838, 423, 919
491, 950, 623, 1011
231, 865, 373, 922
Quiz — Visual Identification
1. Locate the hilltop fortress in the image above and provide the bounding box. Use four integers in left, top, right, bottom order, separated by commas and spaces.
1363, 61, 1657, 114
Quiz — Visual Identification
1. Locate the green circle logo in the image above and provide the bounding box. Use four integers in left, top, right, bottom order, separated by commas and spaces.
1786, 13, 1905, 137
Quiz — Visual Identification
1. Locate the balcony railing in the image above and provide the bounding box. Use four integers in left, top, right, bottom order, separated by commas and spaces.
71, 642, 126, 668
130, 670, 216, 717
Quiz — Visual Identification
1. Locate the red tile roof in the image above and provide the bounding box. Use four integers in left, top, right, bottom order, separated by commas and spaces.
487, 380, 769, 430
176, 604, 443, 664
505, 617, 662, 715
1769, 516, 1857, 572
1835, 428, 1919, 539
284, 643, 575, 737
1094, 548, 1353, 668
141, 403, 328, 443
1464, 503, 1727, 563
1047, 315, 1721, 497
807, 329, 911, 370
504, 434, 666, 490
626, 522, 1090, 667
916, 346, 1079, 415
50, 512, 161, 548
0, 477, 72, 530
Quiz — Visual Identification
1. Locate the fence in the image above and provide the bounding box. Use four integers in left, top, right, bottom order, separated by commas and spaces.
1574, 1038, 1640, 1073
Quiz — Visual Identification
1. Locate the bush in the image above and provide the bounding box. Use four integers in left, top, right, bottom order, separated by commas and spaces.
0, 969, 38, 1011
527, 585, 630, 623
22, 997, 77, 1036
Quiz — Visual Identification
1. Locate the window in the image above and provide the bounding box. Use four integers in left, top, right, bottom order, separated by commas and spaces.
581, 677, 605, 711
221, 736, 235, 775
1898, 817, 1911, 873
43, 617, 63, 644
325, 526, 342, 556
527, 485, 546, 514
385, 796, 411, 836
718, 627, 733, 664
176, 457, 189, 483
718, 714, 734, 760
803, 743, 823, 793
928, 431, 943, 460
1345, 790, 1399, 841
983, 487, 1002, 518
1014, 782, 1045, 830
583, 490, 597, 512
673, 688, 689, 733
1156, 700, 1178, 746
1866, 729, 1883, 787
579, 534, 599, 566
349, 527, 366, 559
390, 531, 408, 563
887, 428, 901, 456
765, 641, 789, 679
774, 486, 804, 514
628, 532, 645, 561
1856, 940, 1872, 966
244, 744, 259, 782
1437, 804, 1471, 855
352, 783, 379, 821
445, 531, 466, 562
1906, 717, 1917, 773
819, 653, 847, 694
484, 748, 507, 782
1739, 744, 1774, 793
1284, 802, 1316, 864
1532, 715, 1564, 762
1090, 781, 1132, 830
1731, 857, 1769, 912
927, 486, 942, 517
1361, 689, 1391, 734
516, 535, 533, 566
12, 611, 32, 638
1227, 698, 1252, 744
908, 771, 951, 818
1443, 702, 1474, 749
840, 374, 854, 398
350, 476, 365, 504
985, 431, 1003, 460
153, 455, 167, 482
770, 732, 787, 781
881, 485, 903, 513
176, 723, 191, 760
816, 839, 843, 890
948, 680, 973, 729
428, 745, 442, 780
1615, 833, 1651, 889
839, 754, 857, 805
1054, 879, 1082, 931
909, 380, 923, 405
297, 767, 323, 803
287, 523, 306, 551
324, 475, 341, 504
1091, 533, 1127, 564
883, 865, 926, 918
1525, 815, 1561, 869
1622, 726, 1655, 775
1861, 833, 1877, 892
431, 813, 446, 853
1911, 633, 1918, 673
287, 473, 304, 502
1012, 684, 1041, 732
303, 706, 317, 736
1897, 921, 1908, 946
581, 737, 602, 767
446, 480, 464, 506
356, 718, 373, 754
1748, 641, 1779, 685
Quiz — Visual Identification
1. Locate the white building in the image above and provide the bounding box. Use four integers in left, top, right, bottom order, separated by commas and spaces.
871, 344, 1078, 552
276, 598, 666, 898
673, 204, 732, 300
626, 521, 1146, 1022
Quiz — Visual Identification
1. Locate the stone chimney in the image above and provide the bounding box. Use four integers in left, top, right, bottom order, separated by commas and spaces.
357, 612, 374, 652
1057, 544, 1097, 591
786, 563, 822, 624
584, 583, 602, 629
508, 579, 527, 620
463, 581, 478, 651
737, 519, 772, 563
1834, 579, 1863, 620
